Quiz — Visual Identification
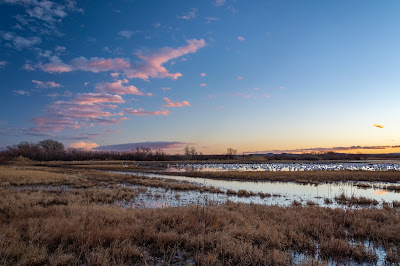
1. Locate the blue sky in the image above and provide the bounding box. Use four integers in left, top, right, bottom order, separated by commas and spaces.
1, 0, 399, 154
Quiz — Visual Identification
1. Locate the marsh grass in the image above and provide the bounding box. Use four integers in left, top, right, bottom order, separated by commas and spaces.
334, 193, 379, 206
0, 166, 83, 186
160, 170, 400, 183
1, 190, 399, 265
1, 164, 400, 264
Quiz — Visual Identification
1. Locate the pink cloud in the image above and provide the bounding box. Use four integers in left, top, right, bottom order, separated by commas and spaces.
48, 101, 122, 119
69, 141, 99, 150
200, 83, 207, 87
237, 36, 245, 41
39, 40, 205, 82
71, 57, 131, 73
31, 117, 80, 133
41, 57, 130, 73
124, 108, 169, 116
162, 97, 191, 107
32, 80, 62, 88
89, 117, 129, 125
97, 104, 118, 109
125, 39, 206, 80
200, 73, 206, 77
264, 93, 271, 99
146, 92, 152, 96
111, 72, 120, 77
237, 76, 244, 80
74, 93, 125, 104
95, 80, 143, 95
161, 87, 171, 91
13, 90, 30, 96
41, 62, 73, 73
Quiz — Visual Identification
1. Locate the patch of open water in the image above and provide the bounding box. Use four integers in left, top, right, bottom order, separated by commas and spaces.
111, 171, 400, 210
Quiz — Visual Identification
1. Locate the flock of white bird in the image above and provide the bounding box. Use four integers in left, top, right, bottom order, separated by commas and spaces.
172, 163, 400, 172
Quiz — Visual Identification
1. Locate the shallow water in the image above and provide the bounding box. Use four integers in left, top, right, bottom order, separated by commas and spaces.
111, 171, 400, 209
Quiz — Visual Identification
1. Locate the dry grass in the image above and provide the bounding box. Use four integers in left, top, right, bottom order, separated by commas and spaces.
1, 190, 400, 265
334, 193, 379, 206
1, 164, 400, 264
160, 170, 400, 183
0, 166, 83, 186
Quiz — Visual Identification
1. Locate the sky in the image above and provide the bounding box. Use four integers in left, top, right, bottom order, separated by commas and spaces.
1, 0, 400, 154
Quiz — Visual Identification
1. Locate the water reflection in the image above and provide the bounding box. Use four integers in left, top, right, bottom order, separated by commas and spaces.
112, 171, 400, 209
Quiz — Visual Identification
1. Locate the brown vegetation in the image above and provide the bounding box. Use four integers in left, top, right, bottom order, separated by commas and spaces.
1, 165, 400, 264
334, 193, 379, 206
161, 170, 400, 183
1, 188, 399, 265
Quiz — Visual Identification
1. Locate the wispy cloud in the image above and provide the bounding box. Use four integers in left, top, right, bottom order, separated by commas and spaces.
71, 57, 131, 73
161, 87, 171, 92
39, 39, 206, 81
237, 36, 245, 41
205, 17, 219, 23
125, 38, 206, 80
118, 30, 135, 39
31, 117, 80, 133
69, 141, 99, 150
373, 124, 384, 129
73, 93, 125, 105
124, 108, 169, 116
39, 56, 73, 73
200, 83, 207, 87
178, 8, 198, 20
237, 76, 243, 80
13, 89, 30, 96
1, 32, 41, 50
29, 92, 127, 134
215, 0, 226, 7
200, 72, 206, 77
95, 141, 189, 152
32, 80, 61, 88
95, 79, 144, 95
264, 93, 271, 99
162, 97, 190, 107
1, 0, 82, 50
0, 61, 7, 68
40, 56, 130, 73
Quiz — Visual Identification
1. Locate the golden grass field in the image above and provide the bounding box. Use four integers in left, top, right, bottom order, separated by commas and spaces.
0, 164, 399, 265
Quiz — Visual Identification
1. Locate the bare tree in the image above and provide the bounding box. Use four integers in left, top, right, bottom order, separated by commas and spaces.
184, 145, 198, 159
226, 147, 237, 159
38, 139, 65, 153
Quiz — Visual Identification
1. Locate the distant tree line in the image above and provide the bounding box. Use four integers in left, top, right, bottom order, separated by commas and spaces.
0, 140, 239, 162
0, 140, 399, 163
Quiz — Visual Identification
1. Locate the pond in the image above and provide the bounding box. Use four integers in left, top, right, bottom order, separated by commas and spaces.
112, 171, 400, 209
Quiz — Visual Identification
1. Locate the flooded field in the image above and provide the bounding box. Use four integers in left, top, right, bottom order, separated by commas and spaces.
112, 170, 400, 209
2, 164, 400, 264
170, 162, 400, 172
